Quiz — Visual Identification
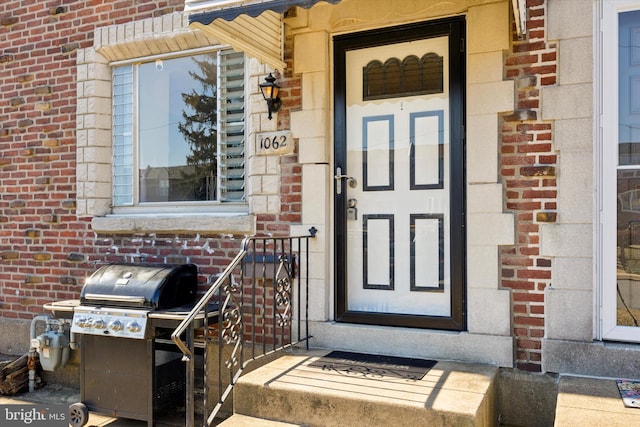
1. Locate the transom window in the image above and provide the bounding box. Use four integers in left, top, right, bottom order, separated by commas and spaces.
363, 53, 443, 100
112, 49, 246, 208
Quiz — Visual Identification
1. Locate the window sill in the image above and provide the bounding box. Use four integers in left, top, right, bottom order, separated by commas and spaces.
91, 213, 254, 234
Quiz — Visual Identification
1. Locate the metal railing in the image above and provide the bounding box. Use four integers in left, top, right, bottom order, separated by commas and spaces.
171, 227, 317, 426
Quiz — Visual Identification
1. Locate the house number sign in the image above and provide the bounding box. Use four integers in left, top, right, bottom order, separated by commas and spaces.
256, 131, 294, 156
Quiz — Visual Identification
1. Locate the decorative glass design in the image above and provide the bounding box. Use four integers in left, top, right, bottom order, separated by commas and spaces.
363, 214, 395, 290
363, 53, 443, 100
362, 115, 394, 191
410, 214, 445, 292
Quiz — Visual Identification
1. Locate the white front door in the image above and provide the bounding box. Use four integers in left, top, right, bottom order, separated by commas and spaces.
334, 19, 465, 330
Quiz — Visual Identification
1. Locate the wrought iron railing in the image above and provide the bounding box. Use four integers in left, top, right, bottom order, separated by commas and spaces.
171, 227, 317, 427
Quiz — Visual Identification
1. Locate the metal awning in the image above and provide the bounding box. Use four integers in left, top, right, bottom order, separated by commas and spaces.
188, 0, 526, 69
188, 0, 341, 69
189, 0, 341, 23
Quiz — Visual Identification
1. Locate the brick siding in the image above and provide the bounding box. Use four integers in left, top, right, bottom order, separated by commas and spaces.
2, 0, 559, 373
501, 0, 557, 372
0, 1, 304, 319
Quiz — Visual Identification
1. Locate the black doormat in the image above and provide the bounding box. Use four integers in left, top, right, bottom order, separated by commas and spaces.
309, 351, 436, 381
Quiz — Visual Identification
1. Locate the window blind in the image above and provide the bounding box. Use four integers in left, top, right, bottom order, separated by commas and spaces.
217, 50, 246, 201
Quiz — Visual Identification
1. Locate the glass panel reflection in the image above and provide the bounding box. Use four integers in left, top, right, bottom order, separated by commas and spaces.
617, 170, 640, 327
617, 10, 640, 327
138, 53, 218, 202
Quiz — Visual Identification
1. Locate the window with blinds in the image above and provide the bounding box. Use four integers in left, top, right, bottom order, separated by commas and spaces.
218, 50, 246, 201
111, 49, 246, 208
113, 65, 134, 206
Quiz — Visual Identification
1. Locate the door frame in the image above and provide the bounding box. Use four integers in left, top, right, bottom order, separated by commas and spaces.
600, 0, 640, 342
333, 17, 467, 330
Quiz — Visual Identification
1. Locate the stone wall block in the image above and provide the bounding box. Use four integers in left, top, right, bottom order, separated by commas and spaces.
467, 114, 499, 184
467, 246, 499, 288
467, 288, 512, 335
541, 84, 592, 120
540, 224, 591, 258
557, 150, 592, 224
559, 37, 592, 85
290, 110, 326, 139
548, 0, 593, 40
545, 288, 592, 341
552, 258, 592, 291
467, 1, 510, 54
468, 213, 515, 246
302, 164, 329, 227
468, 183, 505, 213
468, 80, 514, 116
293, 31, 328, 74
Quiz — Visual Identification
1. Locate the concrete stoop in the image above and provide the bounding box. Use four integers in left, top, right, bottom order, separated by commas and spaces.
218, 350, 498, 427
553, 376, 640, 427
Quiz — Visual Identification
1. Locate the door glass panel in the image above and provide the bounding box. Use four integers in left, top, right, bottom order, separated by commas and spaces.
345, 36, 451, 317
617, 10, 640, 328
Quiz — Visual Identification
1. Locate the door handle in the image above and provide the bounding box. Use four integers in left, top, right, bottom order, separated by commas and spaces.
334, 167, 357, 195
334, 174, 358, 188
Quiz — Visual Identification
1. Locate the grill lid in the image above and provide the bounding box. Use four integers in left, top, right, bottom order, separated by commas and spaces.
80, 263, 198, 309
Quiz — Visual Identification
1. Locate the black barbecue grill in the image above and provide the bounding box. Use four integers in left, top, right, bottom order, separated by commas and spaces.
44, 263, 217, 427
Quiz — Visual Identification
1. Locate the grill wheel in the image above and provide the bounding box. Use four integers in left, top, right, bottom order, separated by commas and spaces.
69, 402, 88, 427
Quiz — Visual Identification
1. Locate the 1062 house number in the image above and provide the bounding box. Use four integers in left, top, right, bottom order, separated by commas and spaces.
256, 131, 294, 156
260, 134, 287, 150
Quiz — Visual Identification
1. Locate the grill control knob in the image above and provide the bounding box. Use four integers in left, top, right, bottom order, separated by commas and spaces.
108, 320, 123, 331
74, 317, 88, 328
126, 321, 141, 333
92, 319, 106, 329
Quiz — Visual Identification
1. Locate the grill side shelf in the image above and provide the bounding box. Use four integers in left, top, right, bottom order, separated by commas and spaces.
43, 299, 79, 319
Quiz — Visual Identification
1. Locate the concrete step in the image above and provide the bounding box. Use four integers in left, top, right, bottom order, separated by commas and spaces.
231, 350, 498, 427
554, 375, 640, 426
218, 414, 302, 426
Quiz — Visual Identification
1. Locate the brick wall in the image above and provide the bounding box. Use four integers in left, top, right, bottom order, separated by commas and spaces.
1, 0, 557, 372
0, 1, 305, 320
501, 0, 557, 372
255, 27, 302, 234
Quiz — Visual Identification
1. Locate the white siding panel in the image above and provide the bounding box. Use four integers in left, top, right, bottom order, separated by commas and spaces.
190, 11, 285, 69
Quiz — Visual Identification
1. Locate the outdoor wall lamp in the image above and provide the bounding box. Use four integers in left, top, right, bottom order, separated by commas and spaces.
259, 73, 282, 120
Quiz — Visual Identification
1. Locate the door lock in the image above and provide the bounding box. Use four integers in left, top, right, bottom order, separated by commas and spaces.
347, 198, 358, 221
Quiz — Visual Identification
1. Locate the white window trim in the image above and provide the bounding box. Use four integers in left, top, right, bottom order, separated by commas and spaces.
77, 13, 255, 234
599, 0, 640, 342
111, 49, 249, 212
